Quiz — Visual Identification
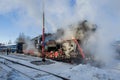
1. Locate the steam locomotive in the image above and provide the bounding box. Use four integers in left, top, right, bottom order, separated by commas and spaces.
22, 20, 97, 63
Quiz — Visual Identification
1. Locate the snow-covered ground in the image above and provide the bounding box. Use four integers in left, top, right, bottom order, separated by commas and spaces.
0, 53, 120, 80
0, 63, 32, 80
60, 64, 120, 80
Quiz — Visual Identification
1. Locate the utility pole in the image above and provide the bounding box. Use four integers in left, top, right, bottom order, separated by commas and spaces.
42, 0, 45, 62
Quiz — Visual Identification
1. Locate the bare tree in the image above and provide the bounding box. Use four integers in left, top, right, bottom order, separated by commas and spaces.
16, 33, 25, 44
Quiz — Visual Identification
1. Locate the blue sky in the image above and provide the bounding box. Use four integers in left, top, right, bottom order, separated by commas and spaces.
0, 0, 120, 44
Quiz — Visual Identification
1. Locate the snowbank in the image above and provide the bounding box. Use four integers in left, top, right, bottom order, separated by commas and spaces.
60, 64, 120, 80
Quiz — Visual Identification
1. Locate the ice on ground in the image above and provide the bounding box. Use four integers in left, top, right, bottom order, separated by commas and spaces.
60, 64, 120, 80
35, 75, 62, 80
6, 70, 31, 80
0, 65, 31, 80
0, 58, 5, 63
0, 67, 8, 80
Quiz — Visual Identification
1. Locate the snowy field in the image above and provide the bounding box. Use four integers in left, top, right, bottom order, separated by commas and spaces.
0, 53, 120, 80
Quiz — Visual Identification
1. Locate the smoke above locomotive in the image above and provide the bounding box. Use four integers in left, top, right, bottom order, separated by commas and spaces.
54, 20, 97, 59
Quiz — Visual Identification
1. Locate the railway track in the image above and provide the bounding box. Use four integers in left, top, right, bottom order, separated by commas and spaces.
0, 62, 35, 80
0, 55, 70, 80
8, 54, 40, 61
8, 55, 37, 61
